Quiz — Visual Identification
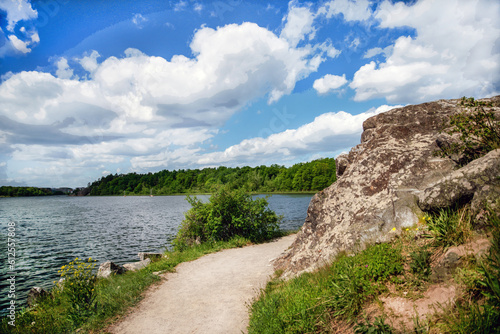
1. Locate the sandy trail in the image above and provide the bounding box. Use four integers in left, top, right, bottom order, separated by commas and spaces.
109, 234, 295, 334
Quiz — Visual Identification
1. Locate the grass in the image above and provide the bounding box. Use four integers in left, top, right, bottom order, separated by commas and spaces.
248, 205, 500, 333
0, 235, 259, 334
424, 205, 473, 248
248, 243, 404, 333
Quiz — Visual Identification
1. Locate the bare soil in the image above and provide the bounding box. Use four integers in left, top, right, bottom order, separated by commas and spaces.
108, 234, 296, 334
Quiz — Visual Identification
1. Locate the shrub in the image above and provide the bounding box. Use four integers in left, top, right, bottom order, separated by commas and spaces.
436, 96, 499, 166
173, 186, 281, 250
58, 257, 98, 326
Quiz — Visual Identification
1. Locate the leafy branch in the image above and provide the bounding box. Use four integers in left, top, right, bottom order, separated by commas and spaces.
436, 97, 499, 166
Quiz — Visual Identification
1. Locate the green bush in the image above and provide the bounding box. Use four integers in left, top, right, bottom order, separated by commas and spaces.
173, 186, 282, 250
436, 96, 499, 166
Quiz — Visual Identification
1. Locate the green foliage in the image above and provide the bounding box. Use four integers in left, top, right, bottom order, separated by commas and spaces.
409, 248, 432, 279
248, 243, 404, 333
436, 96, 499, 166
86, 158, 336, 196
430, 209, 500, 333
58, 257, 98, 326
425, 205, 473, 248
435, 301, 500, 334
173, 186, 281, 250
478, 212, 500, 308
354, 316, 394, 334
328, 244, 404, 318
0, 186, 54, 197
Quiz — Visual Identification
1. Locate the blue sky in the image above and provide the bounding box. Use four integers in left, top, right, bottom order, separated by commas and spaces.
0, 0, 499, 188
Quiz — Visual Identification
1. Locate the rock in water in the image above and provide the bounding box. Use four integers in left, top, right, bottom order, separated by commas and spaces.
27, 287, 48, 307
97, 261, 126, 278
274, 96, 500, 278
123, 258, 151, 272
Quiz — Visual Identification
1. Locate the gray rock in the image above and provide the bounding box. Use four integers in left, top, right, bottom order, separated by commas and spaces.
138, 252, 163, 261
97, 261, 126, 278
274, 96, 500, 278
123, 258, 151, 272
431, 251, 461, 283
27, 286, 48, 307
418, 149, 500, 213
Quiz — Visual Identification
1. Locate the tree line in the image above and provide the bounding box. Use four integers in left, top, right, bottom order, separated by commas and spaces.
0, 186, 57, 197
84, 158, 336, 196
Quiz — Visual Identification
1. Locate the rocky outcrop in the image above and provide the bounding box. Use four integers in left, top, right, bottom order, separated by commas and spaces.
274, 96, 500, 278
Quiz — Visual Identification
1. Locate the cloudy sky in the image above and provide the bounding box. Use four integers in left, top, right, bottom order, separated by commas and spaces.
0, 0, 499, 188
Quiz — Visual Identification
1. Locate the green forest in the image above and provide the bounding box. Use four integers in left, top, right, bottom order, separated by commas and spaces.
85, 157, 336, 196
0, 186, 57, 197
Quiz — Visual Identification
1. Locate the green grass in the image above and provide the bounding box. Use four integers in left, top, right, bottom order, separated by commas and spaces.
424, 205, 473, 248
0, 236, 257, 334
248, 207, 500, 334
248, 243, 404, 333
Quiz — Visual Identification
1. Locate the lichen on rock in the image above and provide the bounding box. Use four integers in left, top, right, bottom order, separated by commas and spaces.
274, 96, 500, 278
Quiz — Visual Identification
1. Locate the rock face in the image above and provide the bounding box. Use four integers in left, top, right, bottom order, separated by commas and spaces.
274, 96, 500, 278
418, 149, 500, 212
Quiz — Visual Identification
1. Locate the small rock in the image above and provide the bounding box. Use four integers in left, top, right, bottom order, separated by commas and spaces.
138, 252, 163, 261
97, 261, 126, 278
123, 258, 151, 272
27, 287, 48, 307
431, 251, 462, 283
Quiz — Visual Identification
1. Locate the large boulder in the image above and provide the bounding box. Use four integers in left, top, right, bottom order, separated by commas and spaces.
274, 96, 500, 278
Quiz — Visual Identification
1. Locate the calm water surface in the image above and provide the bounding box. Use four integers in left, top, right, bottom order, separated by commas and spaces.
0, 194, 311, 313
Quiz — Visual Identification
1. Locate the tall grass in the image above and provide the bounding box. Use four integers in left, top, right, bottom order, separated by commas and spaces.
425, 205, 473, 248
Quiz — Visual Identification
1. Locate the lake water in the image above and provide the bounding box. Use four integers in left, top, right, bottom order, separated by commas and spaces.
0, 194, 312, 313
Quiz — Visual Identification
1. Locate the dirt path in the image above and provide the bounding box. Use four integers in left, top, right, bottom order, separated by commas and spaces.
109, 234, 296, 334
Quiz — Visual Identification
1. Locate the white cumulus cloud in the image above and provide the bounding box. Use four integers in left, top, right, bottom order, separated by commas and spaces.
0, 0, 38, 32
350, 0, 500, 103
313, 74, 348, 94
